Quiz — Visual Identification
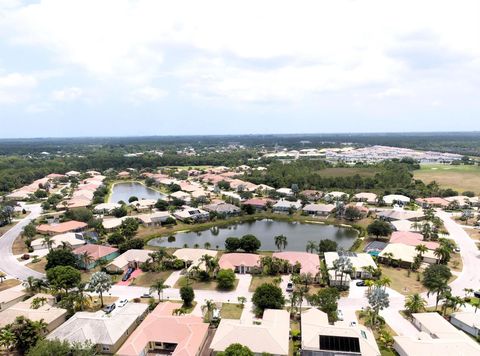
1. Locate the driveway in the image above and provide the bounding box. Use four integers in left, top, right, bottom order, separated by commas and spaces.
0, 204, 44, 280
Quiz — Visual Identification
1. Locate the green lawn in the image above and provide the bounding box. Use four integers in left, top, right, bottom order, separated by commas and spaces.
130, 271, 173, 287
413, 164, 480, 193
249, 275, 280, 292
220, 303, 243, 319
175, 276, 239, 291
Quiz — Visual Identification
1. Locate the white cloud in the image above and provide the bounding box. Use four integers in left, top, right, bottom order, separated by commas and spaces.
51, 87, 83, 101
0, 72, 37, 103
0, 0, 479, 103
131, 86, 168, 102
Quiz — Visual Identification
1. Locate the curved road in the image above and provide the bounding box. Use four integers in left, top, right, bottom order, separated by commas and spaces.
0, 204, 44, 280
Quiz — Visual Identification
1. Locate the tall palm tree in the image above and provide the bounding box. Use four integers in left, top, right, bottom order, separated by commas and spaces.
274, 235, 288, 251
404, 293, 426, 316
421, 223, 432, 241
42, 235, 54, 251
201, 299, 215, 322
377, 277, 392, 291
80, 251, 94, 270
150, 279, 170, 302
305, 241, 317, 253
411, 221, 422, 232
382, 252, 394, 266
22, 276, 36, 295
415, 244, 428, 259
59, 241, 73, 250
74, 282, 92, 311
30, 296, 48, 309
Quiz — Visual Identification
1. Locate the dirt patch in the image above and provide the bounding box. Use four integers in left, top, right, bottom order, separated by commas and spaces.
0, 279, 21, 292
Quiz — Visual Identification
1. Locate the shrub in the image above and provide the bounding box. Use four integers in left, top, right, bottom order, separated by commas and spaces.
217, 269, 236, 290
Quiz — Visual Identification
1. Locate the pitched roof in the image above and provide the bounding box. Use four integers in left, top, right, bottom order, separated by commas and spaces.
218, 253, 261, 270
273, 251, 320, 276
48, 303, 148, 346
390, 231, 439, 250
211, 309, 289, 355
73, 244, 118, 260
36, 221, 87, 234
117, 302, 209, 356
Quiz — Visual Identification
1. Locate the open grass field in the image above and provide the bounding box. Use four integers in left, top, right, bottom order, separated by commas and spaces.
318, 167, 380, 178
175, 276, 239, 291
413, 164, 480, 193
26, 257, 47, 274
380, 266, 426, 295
248, 275, 280, 292
220, 303, 243, 319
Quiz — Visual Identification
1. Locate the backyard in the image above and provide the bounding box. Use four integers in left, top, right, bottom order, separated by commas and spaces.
220, 303, 243, 319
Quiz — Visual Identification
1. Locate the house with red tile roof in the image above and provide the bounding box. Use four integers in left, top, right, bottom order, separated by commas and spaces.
117, 302, 209, 356
73, 244, 119, 269
273, 251, 320, 279
36, 221, 88, 235
242, 198, 275, 210
389, 231, 439, 250
218, 253, 261, 274
415, 197, 450, 208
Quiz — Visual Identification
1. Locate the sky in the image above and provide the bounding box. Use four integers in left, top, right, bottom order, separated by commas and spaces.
0, 0, 479, 138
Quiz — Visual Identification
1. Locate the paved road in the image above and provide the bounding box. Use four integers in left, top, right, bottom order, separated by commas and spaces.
0, 204, 45, 280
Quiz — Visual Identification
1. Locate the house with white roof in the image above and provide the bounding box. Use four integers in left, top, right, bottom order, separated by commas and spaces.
276, 187, 294, 196
106, 249, 152, 273
31, 232, 86, 250
272, 199, 302, 213
382, 194, 411, 205
211, 309, 289, 355
394, 312, 480, 356
302, 203, 336, 216
301, 308, 380, 356
354, 192, 378, 204
47, 303, 148, 354
450, 312, 480, 337
173, 206, 209, 222
324, 251, 377, 286
378, 243, 438, 268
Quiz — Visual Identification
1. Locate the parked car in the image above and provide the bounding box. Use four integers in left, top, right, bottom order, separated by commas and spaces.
212, 309, 221, 320
141, 293, 152, 299
122, 267, 134, 282
286, 281, 294, 292
103, 303, 116, 314
356, 280, 366, 287
454, 247, 461, 253
117, 298, 128, 308
350, 321, 357, 327
474, 291, 480, 299
337, 309, 344, 321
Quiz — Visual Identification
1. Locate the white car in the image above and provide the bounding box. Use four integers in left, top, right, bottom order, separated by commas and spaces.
337, 310, 344, 321
117, 298, 128, 308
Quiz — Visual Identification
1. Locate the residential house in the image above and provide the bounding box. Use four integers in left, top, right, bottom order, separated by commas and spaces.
218, 253, 261, 274
170, 191, 192, 203
130, 199, 157, 212
31, 232, 86, 250
106, 249, 152, 273
354, 192, 378, 204
276, 187, 294, 196
173, 206, 210, 222
445, 195, 480, 208
243, 198, 275, 211
377, 209, 425, 221
378, 243, 438, 268
273, 252, 320, 280
302, 203, 335, 216
73, 244, 119, 270
394, 312, 480, 356
272, 199, 302, 213
117, 302, 209, 356
325, 191, 349, 202
450, 312, 480, 337
389, 231, 439, 250
36, 220, 87, 235
382, 194, 411, 205
324, 251, 377, 286
48, 303, 148, 354
301, 308, 380, 356
0, 294, 67, 332
136, 212, 173, 227
211, 309, 289, 356
203, 202, 241, 216
0, 289, 26, 312
93, 203, 121, 214
102, 216, 129, 231
300, 190, 323, 201
173, 248, 218, 271
415, 197, 450, 209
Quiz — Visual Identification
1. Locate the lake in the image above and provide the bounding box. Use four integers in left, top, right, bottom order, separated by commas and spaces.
147, 219, 358, 251
109, 182, 167, 203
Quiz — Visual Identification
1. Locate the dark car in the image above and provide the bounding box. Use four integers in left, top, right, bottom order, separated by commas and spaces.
474, 291, 480, 299
122, 267, 135, 282
356, 280, 366, 287
103, 303, 116, 314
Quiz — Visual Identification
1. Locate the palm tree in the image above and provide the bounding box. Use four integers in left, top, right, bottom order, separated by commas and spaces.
0, 328, 16, 351
204, 242, 211, 250
422, 223, 432, 241
382, 252, 394, 266
415, 244, 428, 259
0, 272, 6, 283
305, 241, 317, 253
404, 293, 426, 316
471, 298, 480, 313
464, 288, 474, 298
377, 277, 391, 291
74, 282, 92, 311
22, 276, 36, 295
274, 234, 288, 251
201, 299, 216, 322
42, 235, 54, 251
365, 279, 375, 294
411, 221, 422, 232
59, 241, 73, 250
80, 251, 94, 270
30, 296, 48, 309
150, 279, 170, 302
434, 246, 451, 265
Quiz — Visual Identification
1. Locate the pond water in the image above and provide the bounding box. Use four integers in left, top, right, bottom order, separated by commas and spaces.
148, 219, 358, 251
109, 182, 167, 203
